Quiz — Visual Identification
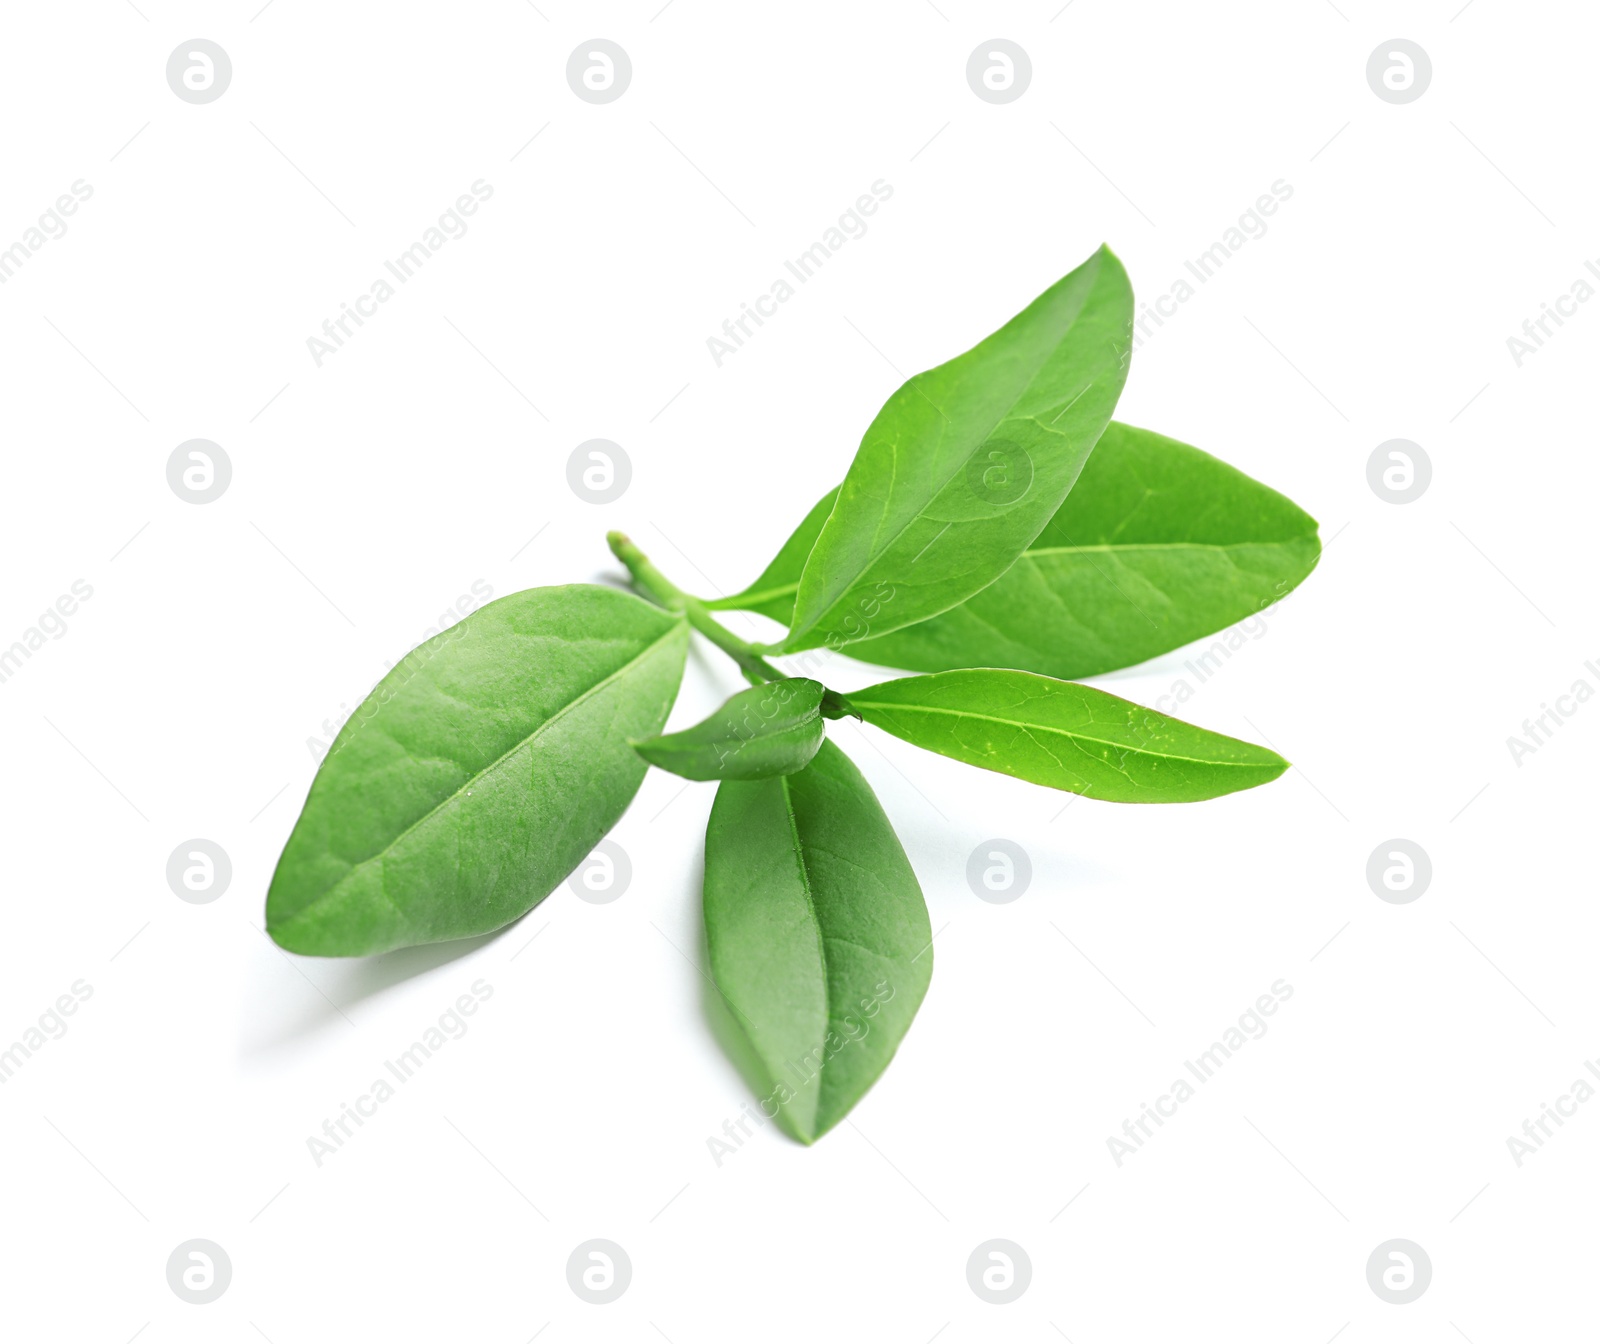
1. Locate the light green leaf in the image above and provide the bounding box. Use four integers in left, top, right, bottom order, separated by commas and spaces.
850, 669, 1287, 803
704, 739, 932, 1143
633, 678, 828, 781
711, 491, 839, 624
713, 423, 1319, 680
267, 586, 689, 956
850, 422, 1320, 678
782, 246, 1134, 652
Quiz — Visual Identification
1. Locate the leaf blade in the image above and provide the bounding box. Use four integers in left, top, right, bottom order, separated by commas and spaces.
851, 422, 1320, 677
717, 423, 1319, 679
267, 585, 689, 956
783, 247, 1134, 650
632, 678, 828, 780
707, 491, 839, 623
850, 669, 1287, 803
704, 739, 932, 1143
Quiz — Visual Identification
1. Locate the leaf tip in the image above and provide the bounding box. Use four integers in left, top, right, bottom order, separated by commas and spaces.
1094, 240, 1125, 269
780, 1113, 819, 1146
1261, 750, 1291, 783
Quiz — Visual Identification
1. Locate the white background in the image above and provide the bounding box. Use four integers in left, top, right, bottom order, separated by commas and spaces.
1, 2, 1594, 1339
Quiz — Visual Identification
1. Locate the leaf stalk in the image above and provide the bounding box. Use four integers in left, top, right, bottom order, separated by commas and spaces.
607, 532, 786, 687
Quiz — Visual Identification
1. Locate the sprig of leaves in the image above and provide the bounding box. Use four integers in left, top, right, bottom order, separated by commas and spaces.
267, 246, 1319, 1142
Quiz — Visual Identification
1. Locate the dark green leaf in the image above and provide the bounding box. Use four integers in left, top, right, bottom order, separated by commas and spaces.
632, 678, 828, 781
782, 246, 1134, 652
851, 669, 1287, 803
267, 585, 689, 956
703, 739, 932, 1143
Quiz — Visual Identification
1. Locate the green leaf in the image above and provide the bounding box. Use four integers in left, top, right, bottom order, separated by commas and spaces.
849, 422, 1321, 678
712, 423, 1319, 680
267, 585, 689, 956
711, 490, 839, 624
782, 246, 1134, 652
632, 678, 828, 781
703, 739, 932, 1143
850, 669, 1287, 803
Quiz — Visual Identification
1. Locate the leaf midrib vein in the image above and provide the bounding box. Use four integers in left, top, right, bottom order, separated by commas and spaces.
1025, 537, 1312, 557
304, 619, 685, 918
731, 534, 1310, 614
778, 771, 829, 1136
853, 700, 1273, 770
793, 270, 1107, 635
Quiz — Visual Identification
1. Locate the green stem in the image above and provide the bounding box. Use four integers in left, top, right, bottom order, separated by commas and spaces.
607, 532, 786, 686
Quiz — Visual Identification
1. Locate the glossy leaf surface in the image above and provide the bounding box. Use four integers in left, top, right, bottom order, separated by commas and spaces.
851, 669, 1287, 803
783, 247, 1134, 651
850, 422, 1320, 677
715, 423, 1319, 679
